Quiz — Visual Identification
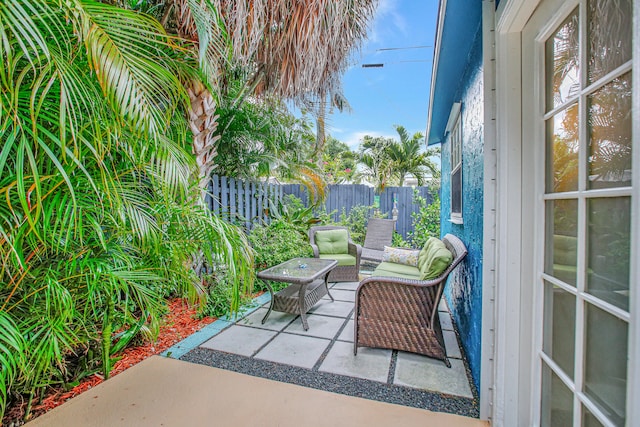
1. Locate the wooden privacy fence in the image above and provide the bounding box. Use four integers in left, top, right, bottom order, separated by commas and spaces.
281, 184, 432, 239
206, 175, 283, 230
207, 175, 433, 239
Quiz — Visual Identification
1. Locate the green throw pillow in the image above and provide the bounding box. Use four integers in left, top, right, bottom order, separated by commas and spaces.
417, 237, 453, 280
315, 229, 349, 255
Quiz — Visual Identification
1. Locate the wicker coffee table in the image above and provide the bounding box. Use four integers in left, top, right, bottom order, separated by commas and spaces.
257, 258, 338, 330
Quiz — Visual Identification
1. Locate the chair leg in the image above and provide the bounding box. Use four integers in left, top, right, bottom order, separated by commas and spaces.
444, 357, 451, 368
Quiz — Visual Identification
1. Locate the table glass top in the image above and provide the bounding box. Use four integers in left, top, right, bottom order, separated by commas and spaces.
258, 258, 335, 280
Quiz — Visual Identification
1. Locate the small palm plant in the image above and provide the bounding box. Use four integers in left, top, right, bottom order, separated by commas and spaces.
0, 0, 253, 419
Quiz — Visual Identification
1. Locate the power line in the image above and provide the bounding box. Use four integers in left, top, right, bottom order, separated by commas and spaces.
375, 45, 432, 52
361, 59, 430, 68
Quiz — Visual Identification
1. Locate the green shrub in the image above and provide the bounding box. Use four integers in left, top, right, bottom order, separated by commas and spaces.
199, 267, 253, 318
391, 232, 411, 248
248, 220, 313, 292
336, 205, 386, 245
408, 189, 441, 249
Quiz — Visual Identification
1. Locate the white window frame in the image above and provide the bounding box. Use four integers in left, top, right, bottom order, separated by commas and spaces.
446, 102, 463, 223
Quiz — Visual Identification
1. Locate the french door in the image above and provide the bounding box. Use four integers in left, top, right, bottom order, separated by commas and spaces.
522, 0, 635, 425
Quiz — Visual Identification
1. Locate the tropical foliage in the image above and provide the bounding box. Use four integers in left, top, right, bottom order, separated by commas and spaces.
0, 0, 253, 419
321, 137, 357, 184
356, 125, 440, 190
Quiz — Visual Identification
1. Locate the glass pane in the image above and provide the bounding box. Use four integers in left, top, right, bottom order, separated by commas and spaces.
545, 200, 578, 286
587, 0, 632, 83
546, 10, 580, 111
542, 281, 576, 378
451, 168, 462, 214
583, 406, 605, 427
588, 72, 632, 189
540, 363, 574, 427
584, 303, 628, 426
546, 104, 579, 192
587, 197, 631, 310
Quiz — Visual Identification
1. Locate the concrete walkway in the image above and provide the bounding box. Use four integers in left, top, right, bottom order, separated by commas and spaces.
29, 356, 488, 427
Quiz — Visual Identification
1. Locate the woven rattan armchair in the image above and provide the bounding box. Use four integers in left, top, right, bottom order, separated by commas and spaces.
361, 218, 396, 265
354, 234, 467, 367
309, 226, 362, 282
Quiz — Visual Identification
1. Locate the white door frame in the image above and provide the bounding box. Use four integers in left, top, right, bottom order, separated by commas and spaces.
493, 0, 640, 425
492, 1, 539, 425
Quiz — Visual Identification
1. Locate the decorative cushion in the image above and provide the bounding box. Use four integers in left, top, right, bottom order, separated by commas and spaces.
315, 229, 349, 255
381, 246, 419, 267
319, 253, 356, 266
374, 261, 421, 278
417, 237, 453, 280
371, 269, 421, 280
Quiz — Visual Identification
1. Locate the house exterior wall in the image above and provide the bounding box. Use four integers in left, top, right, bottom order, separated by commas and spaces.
440, 28, 484, 391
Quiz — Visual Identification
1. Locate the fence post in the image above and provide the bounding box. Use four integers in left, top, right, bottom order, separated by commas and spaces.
220, 176, 228, 221
258, 182, 264, 224
211, 175, 219, 216
244, 180, 251, 230
251, 181, 257, 226
236, 178, 243, 227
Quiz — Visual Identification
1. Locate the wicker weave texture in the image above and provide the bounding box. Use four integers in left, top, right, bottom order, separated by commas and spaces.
363, 218, 395, 251
354, 234, 468, 367
272, 280, 327, 314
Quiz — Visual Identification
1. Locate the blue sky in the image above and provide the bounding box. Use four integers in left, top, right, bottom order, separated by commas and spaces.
328, 0, 439, 150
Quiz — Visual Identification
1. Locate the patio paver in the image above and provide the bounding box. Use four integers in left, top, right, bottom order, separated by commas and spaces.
337, 319, 355, 342
443, 330, 462, 359
307, 299, 354, 317
326, 288, 356, 302
200, 325, 276, 356
439, 311, 454, 330
255, 333, 331, 369
282, 313, 346, 339
237, 307, 296, 331
394, 352, 473, 398
320, 341, 391, 382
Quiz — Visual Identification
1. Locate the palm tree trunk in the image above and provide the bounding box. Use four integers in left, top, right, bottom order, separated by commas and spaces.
187, 79, 220, 192
314, 95, 327, 167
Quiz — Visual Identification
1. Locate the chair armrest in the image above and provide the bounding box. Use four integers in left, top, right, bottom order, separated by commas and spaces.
310, 244, 319, 258
348, 242, 362, 263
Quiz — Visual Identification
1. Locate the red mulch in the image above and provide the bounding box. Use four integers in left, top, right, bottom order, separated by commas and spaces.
2, 298, 216, 425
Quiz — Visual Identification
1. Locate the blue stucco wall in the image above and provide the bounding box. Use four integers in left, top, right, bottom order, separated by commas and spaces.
440, 28, 483, 392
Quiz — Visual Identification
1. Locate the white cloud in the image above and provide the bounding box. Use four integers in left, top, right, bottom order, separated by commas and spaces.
341, 130, 396, 150
367, 0, 407, 45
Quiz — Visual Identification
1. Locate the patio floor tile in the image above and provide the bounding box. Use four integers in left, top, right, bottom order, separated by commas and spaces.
337, 320, 355, 342
331, 281, 360, 291
394, 352, 473, 398
255, 333, 330, 369
308, 300, 353, 317
328, 289, 356, 302
439, 311, 454, 331
200, 325, 276, 356
236, 307, 297, 331
444, 330, 462, 359
320, 341, 391, 382
282, 314, 346, 339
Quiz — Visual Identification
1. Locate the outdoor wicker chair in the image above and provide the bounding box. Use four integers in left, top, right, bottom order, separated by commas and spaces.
309, 226, 362, 282
354, 234, 467, 367
361, 218, 396, 265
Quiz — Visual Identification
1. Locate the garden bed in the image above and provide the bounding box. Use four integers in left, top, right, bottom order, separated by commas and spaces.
3, 299, 216, 426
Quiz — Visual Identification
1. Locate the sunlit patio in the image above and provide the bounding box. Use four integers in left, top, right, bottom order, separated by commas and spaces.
168, 278, 478, 418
